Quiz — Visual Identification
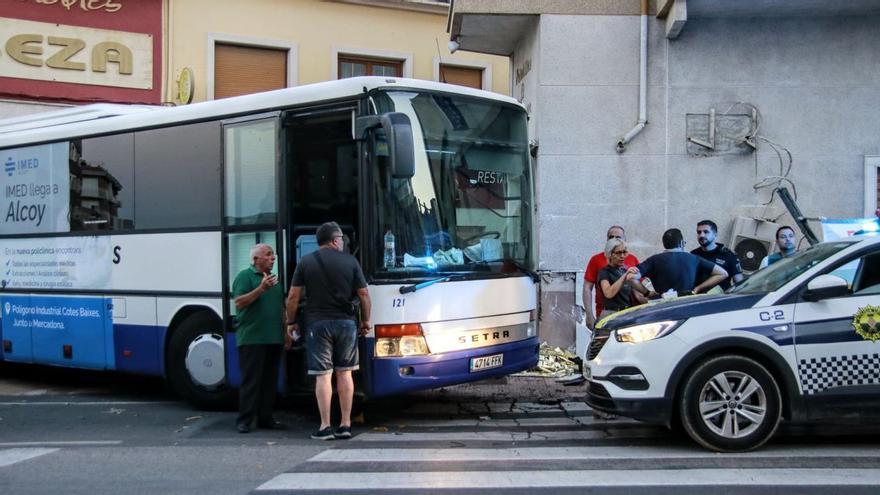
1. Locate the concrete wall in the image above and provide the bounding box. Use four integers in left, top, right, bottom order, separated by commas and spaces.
531, 13, 880, 347
512, 19, 581, 349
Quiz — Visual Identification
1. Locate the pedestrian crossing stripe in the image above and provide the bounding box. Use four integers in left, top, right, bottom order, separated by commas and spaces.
256, 468, 880, 491
312, 445, 880, 462
0, 448, 58, 468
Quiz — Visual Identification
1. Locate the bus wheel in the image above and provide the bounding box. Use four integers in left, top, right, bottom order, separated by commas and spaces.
167, 312, 236, 410
679, 355, 781, 452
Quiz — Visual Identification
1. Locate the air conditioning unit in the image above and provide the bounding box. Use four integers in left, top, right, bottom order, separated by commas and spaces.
730, 217, 779, 273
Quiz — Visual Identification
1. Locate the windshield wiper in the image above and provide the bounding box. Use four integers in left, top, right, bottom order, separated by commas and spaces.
399, 275, 460, 294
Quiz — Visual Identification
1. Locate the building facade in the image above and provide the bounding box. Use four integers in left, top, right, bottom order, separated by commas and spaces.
450, 0, 880, 347
167, 0, 508, 104
0, 0, 164, 116
1, 0, 508, 115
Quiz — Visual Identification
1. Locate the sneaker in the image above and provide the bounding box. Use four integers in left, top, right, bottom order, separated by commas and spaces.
333, 426, 352, 439
310, 427, 335, 440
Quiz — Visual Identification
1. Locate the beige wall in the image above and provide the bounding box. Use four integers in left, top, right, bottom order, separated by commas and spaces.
167, 0, 509, 103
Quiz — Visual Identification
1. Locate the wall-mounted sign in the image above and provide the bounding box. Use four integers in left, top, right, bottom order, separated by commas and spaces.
33, 0, 123, 14
0, 17, 152, 90
177, 66, 194, 104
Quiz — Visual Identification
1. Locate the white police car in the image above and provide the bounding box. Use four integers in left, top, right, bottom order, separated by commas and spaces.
584, 236, 880, 452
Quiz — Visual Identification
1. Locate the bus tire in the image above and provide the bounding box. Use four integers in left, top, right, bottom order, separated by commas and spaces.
167, 312, 236, 410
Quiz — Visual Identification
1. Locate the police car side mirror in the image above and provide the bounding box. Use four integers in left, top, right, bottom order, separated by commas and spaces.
803, 274, 849, 302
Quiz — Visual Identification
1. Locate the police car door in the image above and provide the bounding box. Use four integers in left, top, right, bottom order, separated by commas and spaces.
792, 249, 880, 412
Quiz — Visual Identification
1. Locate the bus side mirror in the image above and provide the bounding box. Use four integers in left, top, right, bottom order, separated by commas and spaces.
356, 112, 415, 179
803, 274, 849, 301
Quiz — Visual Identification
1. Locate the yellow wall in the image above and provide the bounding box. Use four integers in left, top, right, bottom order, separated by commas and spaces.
167, 0, 509, 103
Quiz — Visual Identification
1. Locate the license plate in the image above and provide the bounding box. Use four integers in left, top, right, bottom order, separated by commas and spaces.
583, 365, 592, 380
470, 353, 503, 372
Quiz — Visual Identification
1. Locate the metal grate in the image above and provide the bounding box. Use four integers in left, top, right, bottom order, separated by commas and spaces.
587, 331, 610, 360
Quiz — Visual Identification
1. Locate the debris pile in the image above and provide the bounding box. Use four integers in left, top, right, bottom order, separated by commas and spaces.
513, 342, 580, 378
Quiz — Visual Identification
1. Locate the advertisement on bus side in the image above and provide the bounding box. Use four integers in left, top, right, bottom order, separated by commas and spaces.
1, 142, 70, 235
0, 232, 221, 293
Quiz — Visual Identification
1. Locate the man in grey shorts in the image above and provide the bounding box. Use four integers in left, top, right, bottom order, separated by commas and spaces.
285, 222, 372, 440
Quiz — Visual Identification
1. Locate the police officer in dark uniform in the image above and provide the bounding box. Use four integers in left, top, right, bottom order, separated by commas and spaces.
691, 220, 744, 291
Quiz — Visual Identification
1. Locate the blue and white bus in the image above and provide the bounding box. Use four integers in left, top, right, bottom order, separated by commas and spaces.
0, 77, 539, 408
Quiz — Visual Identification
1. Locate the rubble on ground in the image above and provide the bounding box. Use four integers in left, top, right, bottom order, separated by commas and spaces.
513, 342, 580, 378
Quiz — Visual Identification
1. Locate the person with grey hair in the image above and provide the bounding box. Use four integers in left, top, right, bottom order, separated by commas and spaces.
286, 221, 371, 440
231, 243, 286, 434
596, 238, 642, 318
582, 226, 640, 329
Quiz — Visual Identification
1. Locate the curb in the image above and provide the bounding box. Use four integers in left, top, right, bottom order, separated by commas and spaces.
404, 375, 588, 403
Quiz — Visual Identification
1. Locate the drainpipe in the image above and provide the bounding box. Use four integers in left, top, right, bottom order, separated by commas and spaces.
616, 0, 649, 153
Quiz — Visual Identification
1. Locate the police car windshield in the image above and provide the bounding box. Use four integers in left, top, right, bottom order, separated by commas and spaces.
729, 242, 854, 294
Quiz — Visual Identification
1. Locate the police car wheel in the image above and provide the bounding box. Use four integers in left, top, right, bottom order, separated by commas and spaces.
679, 355, 781, 452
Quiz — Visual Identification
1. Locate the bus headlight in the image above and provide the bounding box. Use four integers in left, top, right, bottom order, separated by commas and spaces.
374, 323, 430, 357
614, 320, 682, 344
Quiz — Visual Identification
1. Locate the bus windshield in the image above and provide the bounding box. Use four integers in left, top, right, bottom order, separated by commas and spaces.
371, 90, 533, 278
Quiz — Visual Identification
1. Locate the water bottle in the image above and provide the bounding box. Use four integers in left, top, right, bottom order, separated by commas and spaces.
383, 230, 395, 269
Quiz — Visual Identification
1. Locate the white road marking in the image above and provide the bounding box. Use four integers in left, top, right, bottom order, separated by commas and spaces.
0, 448, 59, 468
257, 469, 880, 490
0, 401, 176, 406
312, 445, 880, 462
0, 441, 122, 447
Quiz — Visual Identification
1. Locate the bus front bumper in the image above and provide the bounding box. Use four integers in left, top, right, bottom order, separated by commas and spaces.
365, 336, 540, 397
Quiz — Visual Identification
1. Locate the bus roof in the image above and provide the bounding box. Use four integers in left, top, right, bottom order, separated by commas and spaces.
0, 103, 159, 136
0, 77, 523, 149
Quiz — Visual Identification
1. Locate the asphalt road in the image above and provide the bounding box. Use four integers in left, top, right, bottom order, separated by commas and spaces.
0, 362, 331, 495
3, 362, 880, 495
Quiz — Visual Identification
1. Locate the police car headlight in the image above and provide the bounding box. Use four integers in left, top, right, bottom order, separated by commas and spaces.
614, 320, 682, 344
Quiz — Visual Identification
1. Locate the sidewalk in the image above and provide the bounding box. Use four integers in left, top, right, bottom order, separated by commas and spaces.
405, 374, 588, 404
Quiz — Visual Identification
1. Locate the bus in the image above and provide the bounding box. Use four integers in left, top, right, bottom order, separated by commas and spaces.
0, 77, 539, 408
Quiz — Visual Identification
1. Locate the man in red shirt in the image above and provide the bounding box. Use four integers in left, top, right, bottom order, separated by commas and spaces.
582, 226, 640, 329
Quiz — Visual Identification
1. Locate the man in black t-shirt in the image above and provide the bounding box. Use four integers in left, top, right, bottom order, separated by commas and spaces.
286, 222, 371, 441
691, 219, 744, 290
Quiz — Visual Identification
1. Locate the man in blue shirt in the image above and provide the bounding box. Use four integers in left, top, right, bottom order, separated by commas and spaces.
634, 228, 728, 297
759, 226, 798, 268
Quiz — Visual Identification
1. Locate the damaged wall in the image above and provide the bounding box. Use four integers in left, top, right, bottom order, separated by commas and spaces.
530, 12, 880, 348
537, 271, 579, 349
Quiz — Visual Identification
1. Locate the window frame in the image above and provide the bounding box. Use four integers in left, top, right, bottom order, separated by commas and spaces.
432, 57, 492, 90
206, 33, 299, 101
331, 46, 412, 80
801, 247, 880, 300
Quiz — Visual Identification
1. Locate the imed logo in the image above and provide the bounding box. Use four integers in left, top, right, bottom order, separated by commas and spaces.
4, 156, 38, 177
4, 302, 10, 315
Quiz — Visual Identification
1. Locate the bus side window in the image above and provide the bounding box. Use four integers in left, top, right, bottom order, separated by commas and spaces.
76, 134, 136, 231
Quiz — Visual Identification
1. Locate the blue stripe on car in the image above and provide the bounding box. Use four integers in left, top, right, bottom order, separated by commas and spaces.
794, 317, 865, 345
730, 324, 795, 346
601, 294, 765, 330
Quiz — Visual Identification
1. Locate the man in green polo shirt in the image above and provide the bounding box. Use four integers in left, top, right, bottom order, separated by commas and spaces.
232, 243, 286, 433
